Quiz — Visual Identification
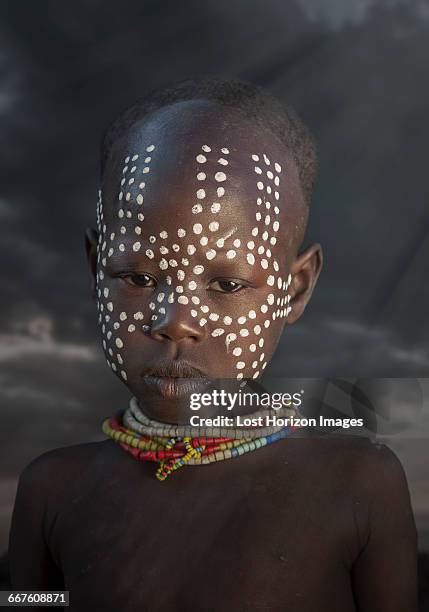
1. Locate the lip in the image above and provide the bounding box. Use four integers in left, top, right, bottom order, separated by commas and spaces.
143, 375, 211, 399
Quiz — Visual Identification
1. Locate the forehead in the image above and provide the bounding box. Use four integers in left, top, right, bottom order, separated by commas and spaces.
102, 102, 301, 235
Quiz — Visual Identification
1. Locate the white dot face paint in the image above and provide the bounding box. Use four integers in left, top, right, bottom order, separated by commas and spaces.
97, 142, 290, 385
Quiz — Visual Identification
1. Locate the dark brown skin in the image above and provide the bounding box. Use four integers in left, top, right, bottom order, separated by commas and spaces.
8, 436, 418, 611
8, 102, 418, 611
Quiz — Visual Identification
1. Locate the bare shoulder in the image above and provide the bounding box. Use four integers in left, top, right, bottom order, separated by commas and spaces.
312, 434, 410, 485
285, 433, 410, 493
20, 439, 116, 475
9, 440, 121, 589
18, 439, 120, 504
348, 438, 412, 502
347, 440, 418, 611
320, 435, 411, 507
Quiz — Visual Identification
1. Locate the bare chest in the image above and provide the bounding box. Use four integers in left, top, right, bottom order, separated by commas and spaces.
51, 456, 359, 611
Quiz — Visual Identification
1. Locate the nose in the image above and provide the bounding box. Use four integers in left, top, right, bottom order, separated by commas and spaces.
150, 302, 206, 344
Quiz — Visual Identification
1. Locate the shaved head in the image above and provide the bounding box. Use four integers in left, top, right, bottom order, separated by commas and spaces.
101, 78, 318, 206
103, 100, 308, 254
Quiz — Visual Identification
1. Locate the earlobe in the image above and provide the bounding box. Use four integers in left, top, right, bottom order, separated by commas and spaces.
84, 228, 99, 299
286, 243, 323, 325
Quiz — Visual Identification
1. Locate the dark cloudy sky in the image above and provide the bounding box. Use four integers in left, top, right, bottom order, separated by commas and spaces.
1, 0, 428, 553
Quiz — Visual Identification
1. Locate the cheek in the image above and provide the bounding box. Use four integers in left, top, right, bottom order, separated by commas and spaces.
95, 271, 153, 381
210, 282, 290, 383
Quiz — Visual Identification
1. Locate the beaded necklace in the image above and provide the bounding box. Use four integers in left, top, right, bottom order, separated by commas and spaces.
102, 397, 298, 481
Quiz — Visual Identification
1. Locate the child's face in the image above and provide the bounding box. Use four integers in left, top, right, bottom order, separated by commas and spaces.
88, 102, 321, 416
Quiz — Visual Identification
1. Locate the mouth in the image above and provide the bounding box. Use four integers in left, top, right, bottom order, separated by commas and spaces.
144, 376, 211, 399
142, 360, 211, 399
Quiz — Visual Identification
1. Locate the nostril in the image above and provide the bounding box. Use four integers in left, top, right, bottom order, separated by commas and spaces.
148, 300, 208, 343
150, 317, 206, 343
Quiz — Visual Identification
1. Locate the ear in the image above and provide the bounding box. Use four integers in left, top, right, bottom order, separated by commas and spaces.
286, 243, 323, 325
85, 227, 99, 300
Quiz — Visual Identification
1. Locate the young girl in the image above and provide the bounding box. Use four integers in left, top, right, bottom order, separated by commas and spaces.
8, 79, 418, 611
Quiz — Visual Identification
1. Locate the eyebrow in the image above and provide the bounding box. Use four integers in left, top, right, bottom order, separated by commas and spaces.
107, 257, 146, 270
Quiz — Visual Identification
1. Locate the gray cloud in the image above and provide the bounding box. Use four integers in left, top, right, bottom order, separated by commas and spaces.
297, 0, 417, 29
0, 318, 97, 362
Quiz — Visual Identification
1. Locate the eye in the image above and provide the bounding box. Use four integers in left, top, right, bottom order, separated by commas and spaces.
121, 273, 156, 288
208, 279, 245, 293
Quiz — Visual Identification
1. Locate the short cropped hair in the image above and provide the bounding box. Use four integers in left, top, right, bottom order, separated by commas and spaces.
101, 78, 318, 204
